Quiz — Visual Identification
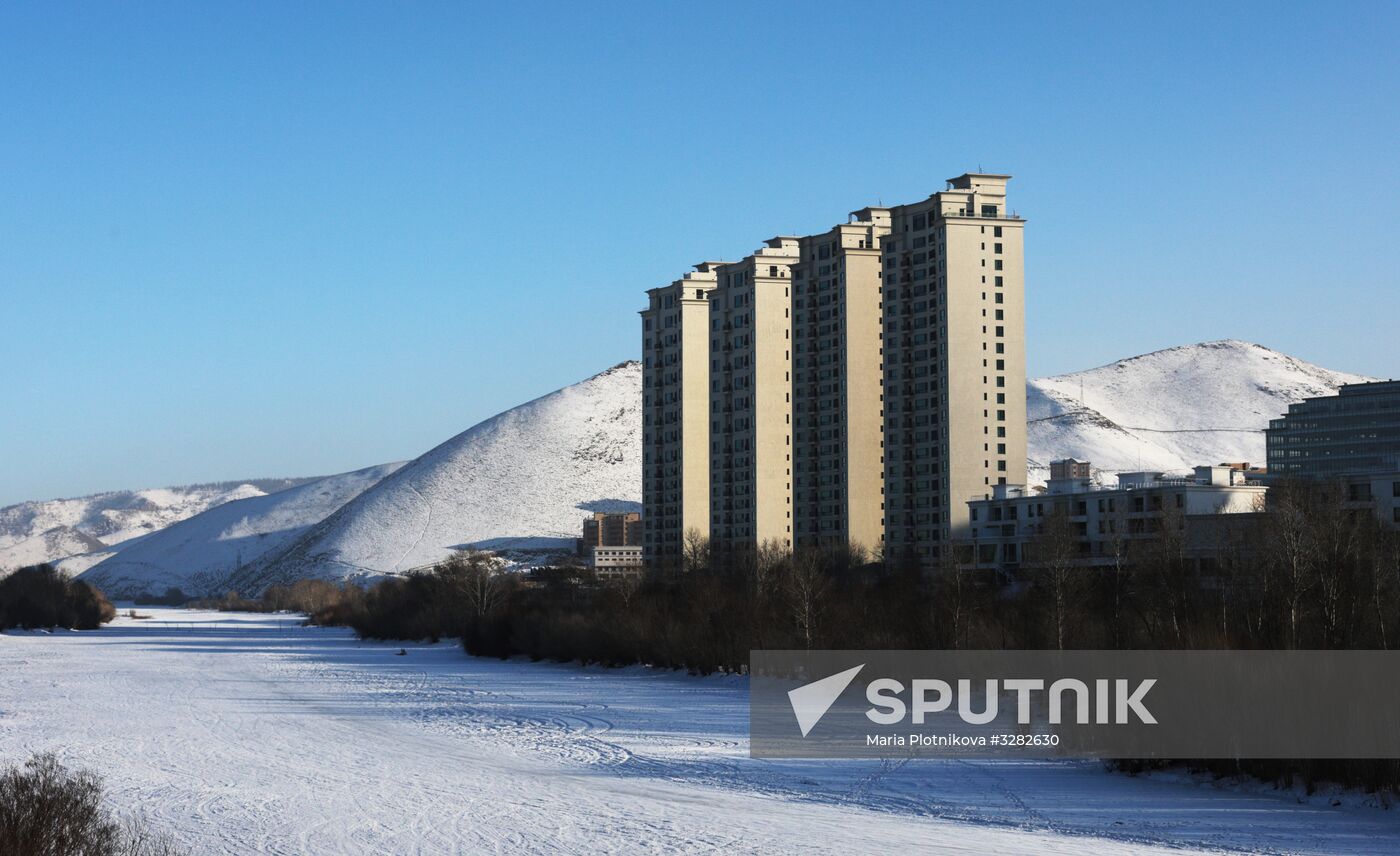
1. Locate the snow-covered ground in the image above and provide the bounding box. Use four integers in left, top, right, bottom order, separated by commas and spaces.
2, 611, 1397, 854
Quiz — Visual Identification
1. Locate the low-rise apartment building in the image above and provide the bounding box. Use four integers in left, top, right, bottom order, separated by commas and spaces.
1338, 470, 1400, 529
588, 545, 644, 575
964, 462, 1266, 574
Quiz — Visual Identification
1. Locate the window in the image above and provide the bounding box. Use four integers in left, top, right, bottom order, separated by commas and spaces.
994, 243, 1003, 254
981, 204, 998, 217
994, 259, 1003, 271
994, 226, 1002, 237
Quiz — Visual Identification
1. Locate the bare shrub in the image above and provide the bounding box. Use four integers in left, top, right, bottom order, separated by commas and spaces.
0, 752, 184, 856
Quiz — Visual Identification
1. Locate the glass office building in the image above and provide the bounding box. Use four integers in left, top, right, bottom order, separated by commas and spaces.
1266, 380, 1400, 477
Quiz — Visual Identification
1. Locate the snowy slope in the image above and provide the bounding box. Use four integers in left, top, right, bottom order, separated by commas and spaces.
244, 362, 641, 591
0, 526, 107, 575
0, 477, 319, 567
1027, 340, 1374, 484
50, 550, 119, 579
78, 463, 405, 598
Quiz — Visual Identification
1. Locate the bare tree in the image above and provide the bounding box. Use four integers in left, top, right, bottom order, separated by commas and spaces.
682, 528, 710, 575
1262, 480, 1318, 648
785, 547, 831, 650
1027, 501, 1082, 650
437, 550, 509, 621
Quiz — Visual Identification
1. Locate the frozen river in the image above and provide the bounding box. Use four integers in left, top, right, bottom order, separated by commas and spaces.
2, 609, 1396, 854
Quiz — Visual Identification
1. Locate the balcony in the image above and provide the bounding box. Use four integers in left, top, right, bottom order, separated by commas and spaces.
942, 208, 1024, 221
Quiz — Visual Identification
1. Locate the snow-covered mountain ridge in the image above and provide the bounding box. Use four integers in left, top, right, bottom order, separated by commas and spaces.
5, 342, 1370, 595
1026, 340, 1375, 483
0, 477, 321, 573
80, 463, 406, 598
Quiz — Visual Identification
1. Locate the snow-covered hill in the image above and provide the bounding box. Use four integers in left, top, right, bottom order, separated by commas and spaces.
79, 463, 405, 598
239, 362, 642, 592
9, 343, 1369, 594
0, 526, 107, 576
0, 478, 319, 571
1027, 340, 1374, 484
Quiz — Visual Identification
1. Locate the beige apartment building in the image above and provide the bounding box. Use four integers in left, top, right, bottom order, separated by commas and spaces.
709, 239, 799, 554
641, 172, 1026, 569
579, 511, 642, 553
640, 263, 721, 565
790, 209, 891, 555
881, 174, 1027, 566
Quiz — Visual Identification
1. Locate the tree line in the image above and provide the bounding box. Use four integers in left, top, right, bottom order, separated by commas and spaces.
0, 564, 116, 631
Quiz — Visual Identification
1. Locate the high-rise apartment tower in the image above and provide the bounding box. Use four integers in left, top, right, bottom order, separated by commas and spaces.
640, 263, 722, 565
709, 239, 800, 554
641, 173, 1026, 569
881, 174, 1027, 566
790, 209, 891, 555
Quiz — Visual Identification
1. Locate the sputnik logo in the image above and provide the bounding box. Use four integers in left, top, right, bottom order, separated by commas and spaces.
787, 664, 864, 737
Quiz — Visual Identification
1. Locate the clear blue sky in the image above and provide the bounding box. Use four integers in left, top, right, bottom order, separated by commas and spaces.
3, 2, 1398, 506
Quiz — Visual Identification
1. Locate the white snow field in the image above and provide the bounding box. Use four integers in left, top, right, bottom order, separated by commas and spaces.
3, 612, 1397, 855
